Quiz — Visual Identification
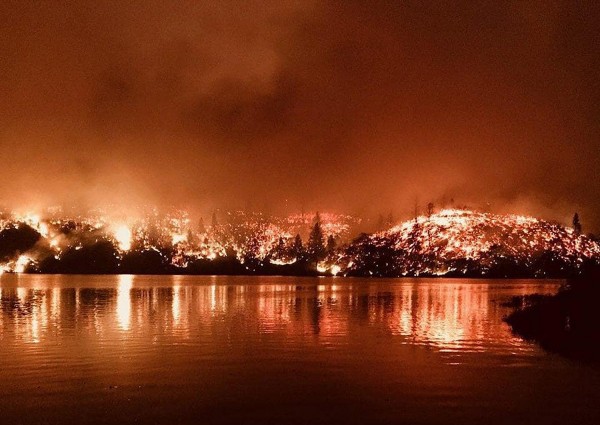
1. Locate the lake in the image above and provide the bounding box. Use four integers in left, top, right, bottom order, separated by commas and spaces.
1, 275, 599, 424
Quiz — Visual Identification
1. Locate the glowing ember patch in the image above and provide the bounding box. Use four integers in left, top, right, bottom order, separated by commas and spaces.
114, 225, 132, 251
317, 262, 328, 273
269, 258, 297, 266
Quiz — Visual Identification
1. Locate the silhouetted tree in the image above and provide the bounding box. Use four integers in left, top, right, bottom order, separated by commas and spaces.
198, 217, 206, 234
426, 202, 434, 249
312, 211, 321, 225
211, 211, 218, 228
326, 234, 336, 255
273, 237, 287, 259
406, 220, 422, 269
307, 217, 326, 262
413, 200, 419, 223
573, 213, 582, 236
427, 202, 435, 217
292, 234, 305, 260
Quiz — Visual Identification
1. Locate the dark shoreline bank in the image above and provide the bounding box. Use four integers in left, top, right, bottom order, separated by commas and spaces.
504, 267, 600, 362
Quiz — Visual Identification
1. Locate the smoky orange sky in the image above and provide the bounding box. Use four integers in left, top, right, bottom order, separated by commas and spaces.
1, 1, 599, 230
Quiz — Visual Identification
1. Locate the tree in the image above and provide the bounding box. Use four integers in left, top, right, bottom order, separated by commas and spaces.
292, 234, 305, 260
273, 237, 287, 260
326, 235, 336, 254
312, 211, 321, 225
573, 213, 582, 236
198, 217, 206, 234
307, 218, 326, 262
426, 203, 434, 249
211, 211, 218, 228
427, 202, 435, 217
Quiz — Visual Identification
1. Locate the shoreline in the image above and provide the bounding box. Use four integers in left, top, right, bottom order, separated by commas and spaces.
504, 270, 600, 362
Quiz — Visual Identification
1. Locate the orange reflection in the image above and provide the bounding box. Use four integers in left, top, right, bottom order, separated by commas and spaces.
0, 276, 560, 365
117, 275, 133, 330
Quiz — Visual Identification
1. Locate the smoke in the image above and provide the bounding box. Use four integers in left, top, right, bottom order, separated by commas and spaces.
0, 1, 599, 230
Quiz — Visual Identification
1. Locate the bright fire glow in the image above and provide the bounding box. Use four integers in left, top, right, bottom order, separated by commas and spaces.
114, 225, 132, 251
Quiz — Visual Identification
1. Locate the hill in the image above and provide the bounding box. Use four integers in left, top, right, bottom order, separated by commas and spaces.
337, 209, 600, 277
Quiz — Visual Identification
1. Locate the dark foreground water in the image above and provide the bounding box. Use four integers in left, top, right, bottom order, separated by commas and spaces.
0, 275, 599, 425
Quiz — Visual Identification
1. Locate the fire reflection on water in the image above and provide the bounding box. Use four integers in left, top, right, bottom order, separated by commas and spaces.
0, 276, 559, 362
117, 275, 133, 331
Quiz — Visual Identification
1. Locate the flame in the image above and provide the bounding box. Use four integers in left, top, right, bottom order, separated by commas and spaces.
171, 233, 187, 245
113, 225, 132, 251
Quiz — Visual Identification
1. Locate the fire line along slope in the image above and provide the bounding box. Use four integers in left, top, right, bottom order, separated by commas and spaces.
339, 209, 600, 278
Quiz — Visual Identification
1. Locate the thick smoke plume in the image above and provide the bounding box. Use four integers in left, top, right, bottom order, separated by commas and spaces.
1, 1, 599, 230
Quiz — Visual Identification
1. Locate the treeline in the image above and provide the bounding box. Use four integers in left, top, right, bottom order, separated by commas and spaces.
2, 212, 598, 278
0, 217, 339, 275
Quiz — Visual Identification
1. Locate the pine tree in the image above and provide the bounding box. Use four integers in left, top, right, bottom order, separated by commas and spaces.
326, 234, 336, 254
313, 211, 321, 225
427, 202, 434, 217
274, 237, 287, 260
573, 213, 582, 236
307, 218, 326, 261
292, 234, 304, 260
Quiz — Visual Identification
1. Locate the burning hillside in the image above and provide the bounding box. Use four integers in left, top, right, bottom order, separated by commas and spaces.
337, 209, 600, 278
0, 207, 598, 277
0, 208, 360, 275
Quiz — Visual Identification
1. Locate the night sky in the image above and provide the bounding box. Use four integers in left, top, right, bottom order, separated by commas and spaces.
1, 1, 599, 230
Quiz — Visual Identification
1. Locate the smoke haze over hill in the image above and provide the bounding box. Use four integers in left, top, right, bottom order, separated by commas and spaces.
1, 1, 599, 230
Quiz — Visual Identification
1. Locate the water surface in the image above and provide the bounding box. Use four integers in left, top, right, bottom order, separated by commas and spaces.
1, 275, 598, 424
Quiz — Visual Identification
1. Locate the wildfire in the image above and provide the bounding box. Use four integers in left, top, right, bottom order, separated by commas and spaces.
337, 209, 600, 277
113, 225, 132, 251
0, 207, 597, 276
